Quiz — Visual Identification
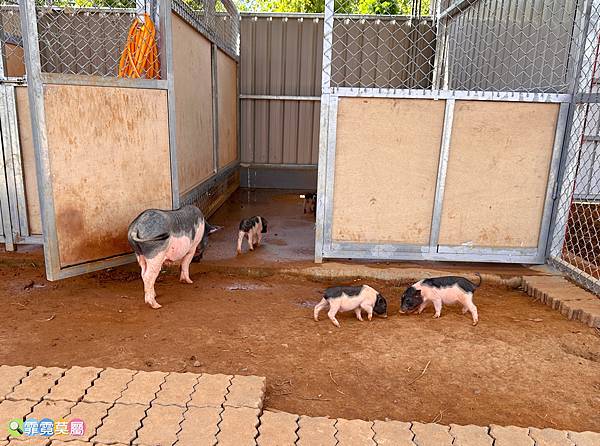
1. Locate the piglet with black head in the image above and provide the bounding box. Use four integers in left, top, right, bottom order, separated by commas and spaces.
314, 284, 387, 327
399, 274, 482, 325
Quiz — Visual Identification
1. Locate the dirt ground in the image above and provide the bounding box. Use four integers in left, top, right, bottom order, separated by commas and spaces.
1, 259, 599, 432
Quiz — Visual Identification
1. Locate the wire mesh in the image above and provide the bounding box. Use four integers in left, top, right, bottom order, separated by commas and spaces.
32, 1, 146, 78
328, 0, 584, 92
331, 16, 435, 89
0, 2, 26, 79
549, 0, 600, 294
172, 0, 239, 58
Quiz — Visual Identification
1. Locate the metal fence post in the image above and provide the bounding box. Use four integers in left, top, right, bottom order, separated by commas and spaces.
548, 0, 596, 259
212, 43, 220, 174
314, 0, 334, 263
161, 0, 180, 208
19, 0, 60, 277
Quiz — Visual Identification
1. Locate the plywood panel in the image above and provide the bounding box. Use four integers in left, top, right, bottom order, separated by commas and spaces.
44, 85, 171, 267
438, 101, 559, 248
172, 13, 214, 193
14, 87, 42, 235
217, 49, 238, 168
332, 98, 446, 244
5, 44, 26, 77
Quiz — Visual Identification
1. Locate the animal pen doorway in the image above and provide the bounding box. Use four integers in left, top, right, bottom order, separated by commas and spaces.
314, 0, 595, 273
0, 0, 240, 280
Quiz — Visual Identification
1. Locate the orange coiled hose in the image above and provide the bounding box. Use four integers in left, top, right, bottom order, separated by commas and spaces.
118, 13, 160, 79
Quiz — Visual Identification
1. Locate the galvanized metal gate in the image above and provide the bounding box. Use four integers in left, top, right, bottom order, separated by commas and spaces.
0, 2, 40, 251
315, 0, 589, 264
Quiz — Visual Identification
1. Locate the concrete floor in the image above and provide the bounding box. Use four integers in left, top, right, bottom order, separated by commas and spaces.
199, 188, 550, 279
202, 188, 316, 266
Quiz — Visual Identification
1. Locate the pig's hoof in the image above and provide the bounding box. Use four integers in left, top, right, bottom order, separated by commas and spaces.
472, 320, 478, 326
433, 314, 440, 319
149, 302, 162, 309
180, 277, 193, 284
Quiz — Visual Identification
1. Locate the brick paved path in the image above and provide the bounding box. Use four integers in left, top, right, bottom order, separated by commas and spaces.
1, 365, 598, 445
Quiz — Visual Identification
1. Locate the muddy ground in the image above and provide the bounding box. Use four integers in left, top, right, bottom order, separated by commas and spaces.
1, 259, 599, 432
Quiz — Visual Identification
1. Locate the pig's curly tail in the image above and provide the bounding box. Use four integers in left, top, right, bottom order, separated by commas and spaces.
474, 273, 482, 288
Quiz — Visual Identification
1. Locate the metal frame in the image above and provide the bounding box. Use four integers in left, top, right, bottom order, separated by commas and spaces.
211, 43, 220, 174
162, 0, 180, 209
314, 0, 576, 264
17, 0, 178, 279
0, 85, 28, 240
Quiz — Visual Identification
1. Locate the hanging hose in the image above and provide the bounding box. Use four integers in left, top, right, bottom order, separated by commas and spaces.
118, 13, 160, 79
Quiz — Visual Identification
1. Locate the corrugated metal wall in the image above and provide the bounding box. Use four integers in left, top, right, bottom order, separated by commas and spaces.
240, 14, 323, 167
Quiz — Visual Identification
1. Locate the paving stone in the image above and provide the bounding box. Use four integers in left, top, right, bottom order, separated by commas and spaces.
336, 418, 376, 445
153, 372, 198, 407
45, 366, 102, 403
53, 401, 111, 442
0, 400, 37, 441
411, 423, 453, 446
7, 367, 65, 402
0, 367, 32, 401
27, 399, 74, 421
83, 368, 136, 404
450, 424, 493, 446
372, 420, 415, 446
490, 425, 534, 446
49, 441, 97, 446
216, 406, 260, 446
568, 431, 600, 446
225, 375, 266, 409
176, 406, 221, 445
6, 439, 51, 445
529, 428, 575, 446
257, 410, 298, 446
93, 403, 147, 445
296, 416, 337, 446
134, 403, 185, 446
559, 300, 600, 328
188, 374, 231, 408
116, 370, 166, 405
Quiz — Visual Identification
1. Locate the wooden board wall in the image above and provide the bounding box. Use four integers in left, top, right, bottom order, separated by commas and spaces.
217, 49, 238, 169
14, 86, 42, 235
5, 44, 26, 77
331, 98, 446, 244
438, 101, 559, 248
44, 85, 171, 267
172, 13, 215, 194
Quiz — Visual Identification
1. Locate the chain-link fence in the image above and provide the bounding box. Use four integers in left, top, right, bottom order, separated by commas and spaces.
0, 0, 239, 80
172, 0, 239, 58
327, 0, 585, 93
549, 0, 600, 295
36, 3, 138, 77
0, 1, 26, 79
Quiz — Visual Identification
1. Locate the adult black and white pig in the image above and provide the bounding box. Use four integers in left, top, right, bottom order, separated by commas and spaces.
314, 285, 388, 327
399, 274, 482, 325
237, 216, 267, 254
128, 205, 219, 309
